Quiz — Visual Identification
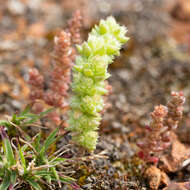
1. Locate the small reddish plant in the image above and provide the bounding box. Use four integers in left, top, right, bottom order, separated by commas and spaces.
137, 105, 168, 164
137, 91, 185, 164
28, 11, 82, 125
163, 91, 185, 133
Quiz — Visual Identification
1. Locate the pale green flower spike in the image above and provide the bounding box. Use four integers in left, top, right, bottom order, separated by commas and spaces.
67, 16, 129, 151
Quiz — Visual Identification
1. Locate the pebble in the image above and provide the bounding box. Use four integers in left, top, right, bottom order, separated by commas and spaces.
82, 184, 92, 189
8, 0, 26, 15
0, 41, 18, 51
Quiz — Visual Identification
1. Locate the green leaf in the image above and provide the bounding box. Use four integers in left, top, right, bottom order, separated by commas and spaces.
0, 120, 10, 128
50, 157, 67, 165
10, 171, 17, 187
33, 133, 41, 152
21, 144, 28, 152
27, 179, 42, 190
34, 170, 53, 177
40, 128, 58, 154
20, 105, 31, 115
52, 176, 75, 184
24, 108, 54, 124
39, 108, 54, 117
51, 167, 60, 187
0, 172, 11, 190
3, 138, 15, 167
11, 114, 18, 124
18, 144, 26, 173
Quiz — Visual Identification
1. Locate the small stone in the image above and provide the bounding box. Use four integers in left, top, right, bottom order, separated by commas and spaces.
108, 167, 115, 176
82, 184, 92, 189
112, 121, 122, 129
8, 0, 26, 15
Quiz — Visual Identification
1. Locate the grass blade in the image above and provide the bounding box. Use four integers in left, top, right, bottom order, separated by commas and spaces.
41, 128, 58, 154
25, 108, 54, 124
18, 144, 26, 173
0, 172, 11, 190
20, 105, 31, 115
10, 171, 16, 189
26, 179, 42, 190
51, 167, 61, 188
33, 133, 41, 152
4, 138, 15, 167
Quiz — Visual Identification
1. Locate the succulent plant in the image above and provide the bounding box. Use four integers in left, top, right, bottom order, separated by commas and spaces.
137, 91, 185, 164
67, 16, 129, 151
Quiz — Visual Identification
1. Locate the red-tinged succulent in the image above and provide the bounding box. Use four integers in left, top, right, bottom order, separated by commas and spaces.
68, 10, 83, 45
164, 91, 185, 131
137, 92, 185, 164
137, 105, 168, 164
44, 30, 74, 109
28, 68, 44, 101
28, 11, 83, 125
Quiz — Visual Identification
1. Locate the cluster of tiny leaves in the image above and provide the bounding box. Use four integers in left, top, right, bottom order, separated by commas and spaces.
0, 126, 75, 190
0, 107, 77, 189
67, 17, 129, 151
